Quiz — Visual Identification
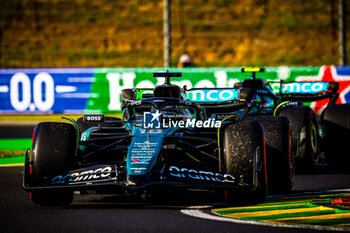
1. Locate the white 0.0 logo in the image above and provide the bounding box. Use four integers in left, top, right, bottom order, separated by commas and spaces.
10, 72, 54, 112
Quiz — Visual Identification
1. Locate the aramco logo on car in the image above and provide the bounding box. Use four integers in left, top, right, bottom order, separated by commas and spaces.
270, 82, 328, 94
187, 89, 238, 102
143, 110, 221, 129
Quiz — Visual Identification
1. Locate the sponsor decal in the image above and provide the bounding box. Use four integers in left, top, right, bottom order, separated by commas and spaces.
271, 82, 328, 94
131, 158, 151, 163
51, 166, 113, 184
139, 129, 163, 134
0, 69, 96, 113
127, 135, 163, 176
256, 89, 270, 95
80, 132, 88, 141
83, 114, 104, 122
130, 141, 159, 158
187, 89, 239, 102
168, 166, 235, 183
282, 101, 300, 108
214, 114, 238, 120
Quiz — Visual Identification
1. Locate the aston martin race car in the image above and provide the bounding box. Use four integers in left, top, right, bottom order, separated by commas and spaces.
23, 72, 293, 206
234, 68, 350, 170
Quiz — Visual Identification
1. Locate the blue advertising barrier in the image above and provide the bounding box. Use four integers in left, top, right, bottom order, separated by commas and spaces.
0, 68, 95, 114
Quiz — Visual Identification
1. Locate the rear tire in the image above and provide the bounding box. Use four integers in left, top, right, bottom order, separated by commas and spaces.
31, 122, 76, 205
279, 106, 319, 172
223, 120, 267, 204
322, 103, 350, 167
250, 116, 294, 194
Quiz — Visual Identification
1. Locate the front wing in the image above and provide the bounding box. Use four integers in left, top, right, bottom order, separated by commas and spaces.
23, 160, 258, 194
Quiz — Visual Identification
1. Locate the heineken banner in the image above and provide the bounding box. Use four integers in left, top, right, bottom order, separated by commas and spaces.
0, 66, 349, 114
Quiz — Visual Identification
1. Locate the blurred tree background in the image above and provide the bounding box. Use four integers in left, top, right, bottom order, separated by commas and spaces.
0, 0, 349, 68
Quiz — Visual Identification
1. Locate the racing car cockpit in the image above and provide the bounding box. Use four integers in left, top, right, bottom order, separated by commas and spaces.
153, 85, 181, 98
121, 71, 184, 103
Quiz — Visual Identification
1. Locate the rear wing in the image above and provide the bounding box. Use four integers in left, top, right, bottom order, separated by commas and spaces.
186, 88, 249, 115
186, 88, 239, 103
270, 81, 339, 104
123, 87, 241, 103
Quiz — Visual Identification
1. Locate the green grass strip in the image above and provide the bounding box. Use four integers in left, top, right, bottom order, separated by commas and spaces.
215, 204, 311, 215
268, 193, 345, 203
0, 138, 32, 150
241, 209, 336, 221
214, 201, 312, 215
259, 200, 312, 206
301, 217, 350, 226
0, 155, 25, 165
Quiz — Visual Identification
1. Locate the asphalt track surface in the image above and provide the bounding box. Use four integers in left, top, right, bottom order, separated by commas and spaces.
1, 125, 350, 233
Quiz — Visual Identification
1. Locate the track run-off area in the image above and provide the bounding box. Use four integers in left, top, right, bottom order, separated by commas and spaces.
183, 190, 350, 231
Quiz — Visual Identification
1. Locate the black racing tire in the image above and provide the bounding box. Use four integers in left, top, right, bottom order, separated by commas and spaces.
31, 122, 76, 205
279, 106, 319, 172
250, 116, 294, 194
77, 116, 123, 133
322, 103, 350, 167
223, 120, 267, 204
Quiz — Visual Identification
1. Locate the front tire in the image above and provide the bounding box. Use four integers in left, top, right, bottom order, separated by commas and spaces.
250, 116, 294, 194
31, 122, 76, 205
322, 103, 350, 167
223, 120, 267, 204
